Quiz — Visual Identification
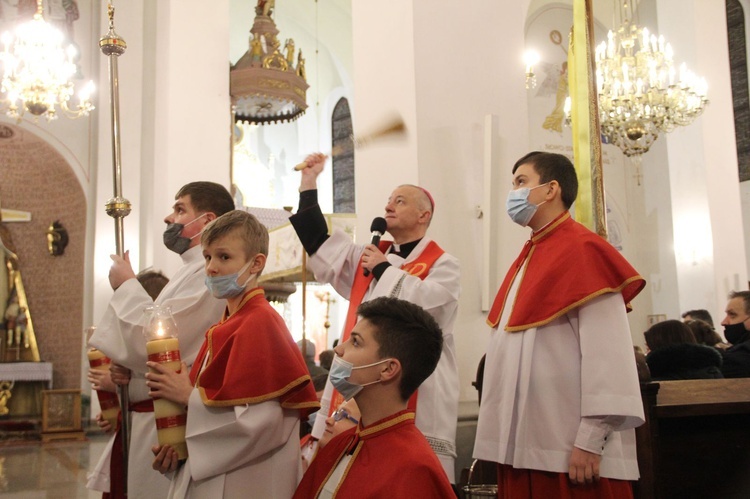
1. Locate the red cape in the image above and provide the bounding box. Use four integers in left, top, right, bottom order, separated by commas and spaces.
190, 288, 319, 417
293, 410, 454, 498
487, 212, 645, 331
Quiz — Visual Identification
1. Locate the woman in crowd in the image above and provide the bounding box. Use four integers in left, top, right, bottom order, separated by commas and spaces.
644, 320, 723, 381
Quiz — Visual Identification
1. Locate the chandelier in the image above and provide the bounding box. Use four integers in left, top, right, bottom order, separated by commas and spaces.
0, 0, 94, 122
230, 1, 308, 125
595, 3, 708, 158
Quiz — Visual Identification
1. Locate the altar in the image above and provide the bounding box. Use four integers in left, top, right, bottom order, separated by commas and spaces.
0, 362, 53, 417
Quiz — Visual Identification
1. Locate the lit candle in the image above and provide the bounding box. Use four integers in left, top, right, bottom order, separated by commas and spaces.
144, 308, 188, 461
87, 348, 120, 430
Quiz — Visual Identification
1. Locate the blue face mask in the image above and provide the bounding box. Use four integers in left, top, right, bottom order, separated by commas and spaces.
506, 182, 550, 227
306, 410, 319, 429
329, 354, 392, 401
204, 261, 253, 299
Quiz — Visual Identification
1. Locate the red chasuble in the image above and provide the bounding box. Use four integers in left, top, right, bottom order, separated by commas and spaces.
190, 288, 319, 417
487, 212, 645, 331
293, 410, 455, 499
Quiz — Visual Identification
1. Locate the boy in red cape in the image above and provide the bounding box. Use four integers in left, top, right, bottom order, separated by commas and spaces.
474, 152, 646, 498
148, 210, 319, 498
293, 297, 454, 498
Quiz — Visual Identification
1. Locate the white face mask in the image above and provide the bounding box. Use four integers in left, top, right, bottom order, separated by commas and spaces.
505, 182, 550, 227
328, 355, 393, 400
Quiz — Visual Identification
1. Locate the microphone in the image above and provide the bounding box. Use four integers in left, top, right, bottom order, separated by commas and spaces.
363, 217, 387, 277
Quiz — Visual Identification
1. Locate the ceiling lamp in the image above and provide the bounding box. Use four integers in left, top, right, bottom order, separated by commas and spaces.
595, 1, 708, 158
230, 1, 308, 125
0, 0, 94, 122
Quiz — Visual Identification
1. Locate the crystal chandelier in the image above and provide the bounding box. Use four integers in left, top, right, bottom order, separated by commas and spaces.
595, 2, 708, 158
230, 0, 308, 125
0, 0, 94, 122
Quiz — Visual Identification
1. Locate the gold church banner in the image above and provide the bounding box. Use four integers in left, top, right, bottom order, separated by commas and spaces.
569, 0, 607, 237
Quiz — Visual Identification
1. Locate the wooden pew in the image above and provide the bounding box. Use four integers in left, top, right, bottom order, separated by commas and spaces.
634, 379, 750, 499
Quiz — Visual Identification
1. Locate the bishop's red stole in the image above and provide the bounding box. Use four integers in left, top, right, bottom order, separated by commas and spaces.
330, 240, 445, 415
487, 211, 645, 331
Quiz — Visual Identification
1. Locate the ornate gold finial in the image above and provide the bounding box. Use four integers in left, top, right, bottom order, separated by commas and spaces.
108, 2, 115, 29
100, 0, 127, 56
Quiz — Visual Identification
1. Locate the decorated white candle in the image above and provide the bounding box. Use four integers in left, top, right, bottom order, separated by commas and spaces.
87, 347, 120, 429
144, 306, 188, 460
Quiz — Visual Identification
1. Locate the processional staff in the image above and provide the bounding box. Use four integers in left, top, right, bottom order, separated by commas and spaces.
99, 1, 131, 490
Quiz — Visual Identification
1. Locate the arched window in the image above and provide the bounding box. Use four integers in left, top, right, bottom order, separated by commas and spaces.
727, 0, 750, 181
331, 98, 355, 213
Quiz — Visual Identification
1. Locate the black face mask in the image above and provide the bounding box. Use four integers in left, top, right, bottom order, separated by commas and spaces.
723, 321, 750, 346
163, 223, 191, 255
162, 213, 207, 255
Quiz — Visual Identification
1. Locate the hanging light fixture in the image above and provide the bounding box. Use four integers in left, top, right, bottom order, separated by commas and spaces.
594, 1, 708, 158
230, 0, 308, 125
0, 0, 94, 122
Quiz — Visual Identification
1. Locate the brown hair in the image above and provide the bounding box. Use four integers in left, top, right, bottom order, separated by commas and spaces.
644, 320, 697, 351
201, 211, 269, 270
175, 182, 234, 217
136, 270, 169, 301
685, 319, 724, 347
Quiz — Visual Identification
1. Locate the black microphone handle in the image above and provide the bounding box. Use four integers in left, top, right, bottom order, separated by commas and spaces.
363, 233, 382, 276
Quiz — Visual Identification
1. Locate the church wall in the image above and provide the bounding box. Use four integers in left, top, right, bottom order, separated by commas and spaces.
657, 0, 748, 324
0, 126, 86, 390
0, 1, 100, 392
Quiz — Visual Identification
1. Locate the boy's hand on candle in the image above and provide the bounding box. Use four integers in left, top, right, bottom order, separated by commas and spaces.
152, 444, 180, 474
109, 250, 137, 290
110, 363, 131, 386
88, 368, 117, 393
146, 361, 192, 406
95, 412, 114, 433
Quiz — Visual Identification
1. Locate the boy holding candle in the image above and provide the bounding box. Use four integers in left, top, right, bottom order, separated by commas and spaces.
148, 210, 320, 498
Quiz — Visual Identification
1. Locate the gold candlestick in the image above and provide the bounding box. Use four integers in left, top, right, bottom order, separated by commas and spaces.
143, 306, 188, 460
